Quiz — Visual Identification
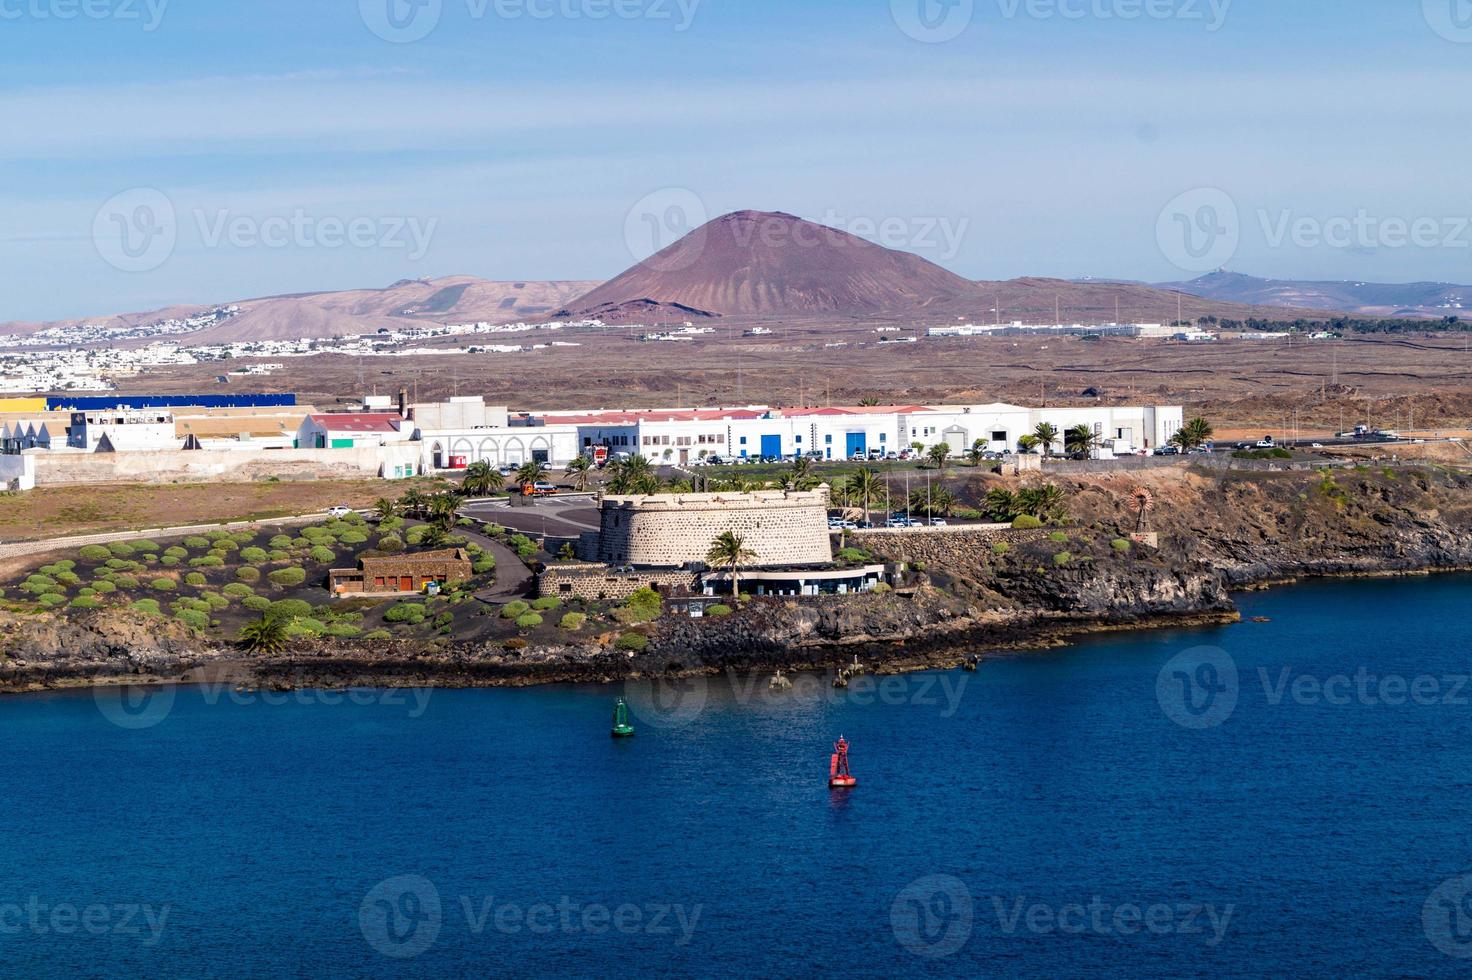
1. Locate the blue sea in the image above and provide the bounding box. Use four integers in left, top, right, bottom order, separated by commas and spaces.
4, 575, 1472, 977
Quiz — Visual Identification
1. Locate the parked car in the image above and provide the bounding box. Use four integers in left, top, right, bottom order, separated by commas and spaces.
1311, 442, 1325, 449
326, 506, 354, 518
930, 518, 949, 526
1154, 446, 1180, 456
1254, 437, 1276, 449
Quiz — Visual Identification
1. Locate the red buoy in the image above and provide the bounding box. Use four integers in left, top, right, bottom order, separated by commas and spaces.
829, 736, 857, 788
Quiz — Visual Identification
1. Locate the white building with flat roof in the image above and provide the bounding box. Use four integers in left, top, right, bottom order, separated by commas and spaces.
67, 408, 177, 452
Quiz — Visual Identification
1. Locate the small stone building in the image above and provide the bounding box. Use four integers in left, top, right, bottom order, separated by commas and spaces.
329, 548, 474, 596
588, 488, 833, 567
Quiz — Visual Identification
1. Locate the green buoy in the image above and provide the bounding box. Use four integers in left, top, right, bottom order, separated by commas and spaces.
611, 698, 635, 738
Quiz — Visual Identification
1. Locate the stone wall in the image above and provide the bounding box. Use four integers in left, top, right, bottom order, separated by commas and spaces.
847, 525, 1049, 568
26, 444, 421, 486
596, 489, 832, 567
537, 563, 696, 601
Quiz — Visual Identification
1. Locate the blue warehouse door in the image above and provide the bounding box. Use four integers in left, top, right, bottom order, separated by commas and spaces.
760, 434, 783, 458
845, 433, 867, 458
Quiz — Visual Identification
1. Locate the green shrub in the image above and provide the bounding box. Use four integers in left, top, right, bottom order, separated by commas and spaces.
385, 603, 427, 625
164, 546, 188, 558
107, 541, 135, 557
515, 613, 543, 629
267, 567, 307, 587
183, 536, 211, 549
339, 531, 368, 545
113, 574, 139, 590
78, 545, 111, 562
377, 535, 405, 553
22, 574, 58, 594
309, 546, 336, 564
78, 586, 96, 597
55, 571, 81, 586
69, 596, 102, 610
211, 538, 239, 552
871, 583, 893, 594
236, 567, 261, 583
131, 539, 159, 553
104, 558, 135, 570
151, 578, 177, 591
172, 597, 211, 613
559, 612, 587, 631
615, 632, 649, 653
37, 593, 67, 608
325, 623, 362, 638
184, 572, 207, 587
1111, 538, 1132, 552
992, 541, 1011, 556
404, 526, 428, 545
242, 595, 272, 613
160, 556, 180, 566
1052, 551, 1073, 567
836, 547, 871, 564
1049, 531, 1068, 543
1012, 515, 1044, 529
623, 587, 663, 623
530, 597, 562, 611
92, 580, 118, 594
284, 617, 326, 639
130, 598, 161, 615
500, 601, 530, 619
190, 556, 225, 568
472, 559, 495, 574
201, 592, 230, 610
269, 535, 294, 549
706, 604, 733, 617
239, 547, 269, 563
363, 629, 392, 642
172, 609, 209, 631
268, 599, 314, 621
223, 583, 255, 598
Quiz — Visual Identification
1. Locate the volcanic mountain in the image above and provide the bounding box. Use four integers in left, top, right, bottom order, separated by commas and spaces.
565, 210, 978, 317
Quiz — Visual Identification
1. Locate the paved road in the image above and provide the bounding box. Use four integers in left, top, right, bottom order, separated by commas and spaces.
453, 524, 535, 603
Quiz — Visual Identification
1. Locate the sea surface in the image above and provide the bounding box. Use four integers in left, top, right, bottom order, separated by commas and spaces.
3, 575, 1472, 977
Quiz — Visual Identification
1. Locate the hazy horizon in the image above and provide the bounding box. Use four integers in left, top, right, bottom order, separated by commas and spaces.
4, 1, 1471, 322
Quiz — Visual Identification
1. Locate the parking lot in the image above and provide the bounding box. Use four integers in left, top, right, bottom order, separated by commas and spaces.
459, 496, 600, 540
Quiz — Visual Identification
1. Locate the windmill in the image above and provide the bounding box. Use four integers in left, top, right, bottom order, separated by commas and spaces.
1130, 486, 1160, 549
1132, 486, 1154, 534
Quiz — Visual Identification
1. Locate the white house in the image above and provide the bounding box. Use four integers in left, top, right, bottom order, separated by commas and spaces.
66, 409, 177, 452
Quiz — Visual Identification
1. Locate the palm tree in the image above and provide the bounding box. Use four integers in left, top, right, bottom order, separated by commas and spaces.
1033, 423, 1060, 458
926, 443, 952, 470
967, 440, 987, 467
564, 456, 592, 492
1018, 434, 1042, 455
419, 525, 450, 549
785, 456, 820, 491
514, 461, 549, 493
460, 460, 503, 498
909, 486, 956, 518
706, 530, 756, 599
858, 397, 881, 407
1017, 483, 1067, 523
1065, 424, 1099, 459
848, 467, 885, 527
606, 454, 655, 495
398, 488, 427, 519
238, 615, 289, 654
427, 493, 460, 530
984, 487, 1020, 522
373, 497, 398, 522
1178, 417, 1214, 449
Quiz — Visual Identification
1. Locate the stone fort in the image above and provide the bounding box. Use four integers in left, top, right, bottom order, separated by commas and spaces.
587, 488, 833, 568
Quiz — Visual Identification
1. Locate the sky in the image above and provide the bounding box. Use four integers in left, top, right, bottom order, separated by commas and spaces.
2, 0, 1471, 321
